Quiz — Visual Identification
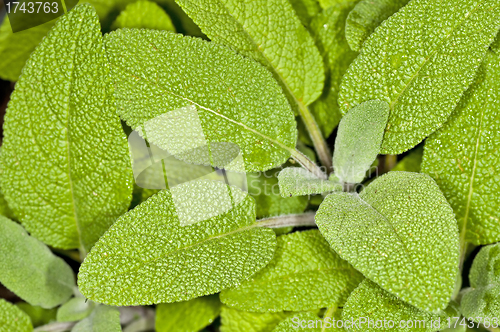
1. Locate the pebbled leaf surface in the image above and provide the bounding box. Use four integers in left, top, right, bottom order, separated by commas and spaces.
220, 306, 292, 332
105, 29, 297, 172
0, 299, 33, 332
339, 0, 500, 154
221, 230, 363, 312
278, 167, 341, 197
71, 305, 121, 332
111, 0, 176, 31
316, 172, 459, 312
0, 216, 75, 309
0, 4, 133, 251
422, 50, 500, 245
78, 180, 276, 305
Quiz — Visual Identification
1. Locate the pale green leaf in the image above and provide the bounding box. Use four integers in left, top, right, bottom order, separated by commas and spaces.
220, 230, 363, 312
338, 0, 500, 154
309, 2, 358, 138
71, 306, 121, 332
0, 299, 33, 332
278, 168, 341, 197
315, 171, 459, 312
392, 146, 423, 173
343, 279, 460, 332
461, 243, 500, 321
111, 0, 176, 31
0, 5, 133, 251
421, 50, 500, 245
345, 0, 411, 52
16, 303, 57, 328
105, 29, 297, 172
247, 168, 309, 218
0, 216, 74, 309
220, 306, 292, 332
289, 0, 321, 27
174, 0, 325, 107
155, 295, 221, 332
78, 180, 276, 305
272, 312, 321, 332
57, 297, 95, 322
318, 0, 357, 10
332, 100, 390, 184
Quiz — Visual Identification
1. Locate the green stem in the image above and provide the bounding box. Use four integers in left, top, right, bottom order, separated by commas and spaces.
256, 212, 316, 228
297, 101, 332, 173
322, 306, 337, 332
291, 148, 328, 180
34, 322, 76, 332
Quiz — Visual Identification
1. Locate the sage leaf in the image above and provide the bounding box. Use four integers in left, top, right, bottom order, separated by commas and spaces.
155, 295, 221, 332
111, 0, 176, 31
272, 312, 321, 332
343, 279, 460, 332
0, 216, 75, 309
315, 172, 459, 312
392, 146, 423, 173
339, 0, 500, 154
278, 168, 341, 197
461, 243, 500, 322
71, 305, 121, 332
318, 0, 357, 10
289, 0, 321, 27
174, 0, 325, 107
220, 306, 292, 332
422, 50, 500, 245
332, 100, 390, 184
105, 29, 297, 172
15, 303, 57, 328
221, 230, 363, 312
78, 180, 276, 305
0, 4, 133, 252
57, 297, 95, 323
345, 0, 411, 52
0, 299, 33, 332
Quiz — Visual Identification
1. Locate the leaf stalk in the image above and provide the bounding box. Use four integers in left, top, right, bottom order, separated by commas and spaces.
256, 212, 316, 228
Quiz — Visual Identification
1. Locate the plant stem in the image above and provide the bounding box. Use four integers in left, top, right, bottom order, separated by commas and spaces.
297, 101, 332, 173
256, 212, 316, 228
34, 322, 76, 332
290, 149, 328, 180
322, 307, 337, 332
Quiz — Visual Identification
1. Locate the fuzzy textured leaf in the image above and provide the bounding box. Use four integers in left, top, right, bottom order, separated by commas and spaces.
0, 216, 75, 309
315, 172, 459, 312
78, 180, 276, 305
174, 0, 324, 107
220, 306, 292, 332
332, 100, 390, 184
105, 29, 297, 172
111, 0, 176, 31
343, 279, 460, 332
155, 295, 221, 332
57, 297, 95, 322
345, 0, 411, 52
422, 50, 500, 245
221, 230, 363, 312
0, 299, 33, 332
461, 243, 500, 321
71, 306, 121, 332
16, 303, 57, 328
272, 312, 321, 332
289, 0, 321, 27
309, 2, 358, 137
278, 168, 341, 197
339, 0, 500, 154
0, 5, 133, 251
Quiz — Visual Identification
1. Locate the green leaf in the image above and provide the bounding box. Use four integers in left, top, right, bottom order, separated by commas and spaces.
315, 171, 459, 312
220, 230, 363, 312
105, 29, 297, 172
220, 306, 292, 332
78, 180, 276, 305
461, 243, 500, 321
155, 295, 221, 332
0, 4, 133, 252
272, 312, 321, 332
491, 32, 500, 54
247, 168, 309, 218
16, 303, 57, 328
421, 50, 500, 245
289, 0, 321, 27
0, 216, 75, 309
173, 0, 325, 107
343, 279, 460, 332
278, 168, 341, 197
309, 2, 358, 138
318, 0, 357, 10
392, 146, 423, 173
338, 0, 500, 154
345, 0, 411, 52
0, 299, 33, 332
57, 297, 95, 322
71, 305, 121, 332
111, 0, 176, 31
332, 100, 390, 184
